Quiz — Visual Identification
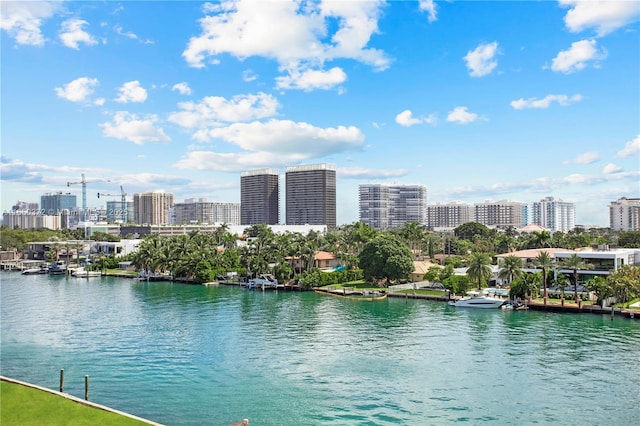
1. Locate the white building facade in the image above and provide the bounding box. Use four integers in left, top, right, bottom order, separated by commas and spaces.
609, 197, 640, 231
531, 196, 575, 233
359, 184, 427, 229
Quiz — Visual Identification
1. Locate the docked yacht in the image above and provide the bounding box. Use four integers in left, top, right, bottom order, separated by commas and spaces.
449, 291, 505, 309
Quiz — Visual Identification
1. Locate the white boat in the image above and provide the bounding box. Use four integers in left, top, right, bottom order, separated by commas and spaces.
21, 265, 49, 275
449, 291, 505, 309
72, 267, 101, 278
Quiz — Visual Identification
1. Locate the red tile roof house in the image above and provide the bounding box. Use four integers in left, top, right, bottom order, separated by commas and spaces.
287, 251, 339, 272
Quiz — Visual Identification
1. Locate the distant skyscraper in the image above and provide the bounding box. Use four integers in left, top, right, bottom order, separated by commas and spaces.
175, 198, 241, 225
609, 197, 640, 231
106, 201, 133, 223
241, 169, 280, 225
40, 192, 76, 215
286, 164, 336, 227
133, 192, 174, 225
531, 196, 575, 233
426, 202, 473, 229
359, 184, 390, 229
474, 200, 528, 229
359, 184, 427, 229
12, 200, 39, 211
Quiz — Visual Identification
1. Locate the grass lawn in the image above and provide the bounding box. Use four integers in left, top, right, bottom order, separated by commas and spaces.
1, 381, 150, 425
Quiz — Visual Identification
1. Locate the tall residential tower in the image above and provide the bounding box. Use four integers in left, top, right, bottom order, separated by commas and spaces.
241, 169, 280, 225
286, 164, 336, 227
133, 191, 174, 225
531, 196, 575, 233
609, 197, 640, 231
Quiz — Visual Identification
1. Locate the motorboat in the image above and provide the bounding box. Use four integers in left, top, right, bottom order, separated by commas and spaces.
21, 265, 48, 275
449, 291, 505, 309
72, 267, 101, 278
48, 261, 68, 275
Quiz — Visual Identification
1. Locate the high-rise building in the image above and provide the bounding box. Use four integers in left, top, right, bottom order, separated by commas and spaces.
133, 192, 174, 225
12, 200, 39, 211
40, 192, 76, 215
474, 200, 528, 229
106, 201, 133, 223
175, 198, 240, 225
609, 197, 640, 231
531, 196, 576, 233
426, 202, 473, 229
359, 184, 390, 229
241, 169, 280, 225
2, 212, 61, 230
359, 184, 427, 229
286, 164, 336, 227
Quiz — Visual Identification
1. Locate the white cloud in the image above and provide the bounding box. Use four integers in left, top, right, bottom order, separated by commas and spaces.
395, 110, 422, 127
173, 116, 364, 172
114, 24, 153, 44
616, 134, 640, 158
115, 81, 148, 103
560, 0, 640, 37
419, 0, 438, 23
55, 77, 100, 103
0, 1, 61, 46
101, 111, 170, 144
182, 0, 389, 90
572, 151, 600, 164
463, 41, 499, 77
168, 92, 279, 132
550, 39, 607, 74
59, 19, 98, 50
203, 119, 364, 156
174, 150, 306, 172
602, 163, 622, 174
510, 94, 583, 109
446, 106, 479, 124
242, 69, 258, 82
172, 82, 192, 96
275, 67, 347, 91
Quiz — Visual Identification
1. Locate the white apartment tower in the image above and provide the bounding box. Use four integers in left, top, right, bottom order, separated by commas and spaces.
531, 196, 575, 233
133, 191, 174, 225
609, 197, 640, 231
359, 184, 427, 229
474, 200, 528, 229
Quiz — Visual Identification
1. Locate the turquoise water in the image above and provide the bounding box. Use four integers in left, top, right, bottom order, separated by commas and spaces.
2, 272, 639, 425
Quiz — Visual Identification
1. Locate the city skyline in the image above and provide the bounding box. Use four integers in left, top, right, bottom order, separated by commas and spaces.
1, 1, 639, 227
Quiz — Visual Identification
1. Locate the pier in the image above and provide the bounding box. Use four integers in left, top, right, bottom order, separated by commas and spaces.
526, 300, 638, 319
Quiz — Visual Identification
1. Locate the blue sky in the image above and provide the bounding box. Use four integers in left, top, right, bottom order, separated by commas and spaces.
1, 0, 639, 227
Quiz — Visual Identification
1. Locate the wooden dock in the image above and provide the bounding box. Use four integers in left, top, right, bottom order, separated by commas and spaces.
526, 300, 638, 320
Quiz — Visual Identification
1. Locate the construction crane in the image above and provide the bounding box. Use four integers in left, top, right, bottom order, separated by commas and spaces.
97, 186, 128, 223
67, 174, 110, 222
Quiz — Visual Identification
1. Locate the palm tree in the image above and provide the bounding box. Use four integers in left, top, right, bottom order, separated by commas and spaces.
560, 253, 594, 302
531, 230, 551, 248
400, 222, 424, 258
497, 255, 523, 286
534, 250, 554, 301
466, 252, 493, 290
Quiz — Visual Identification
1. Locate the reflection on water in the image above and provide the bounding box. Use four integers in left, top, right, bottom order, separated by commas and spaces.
2, 272, 639, 425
